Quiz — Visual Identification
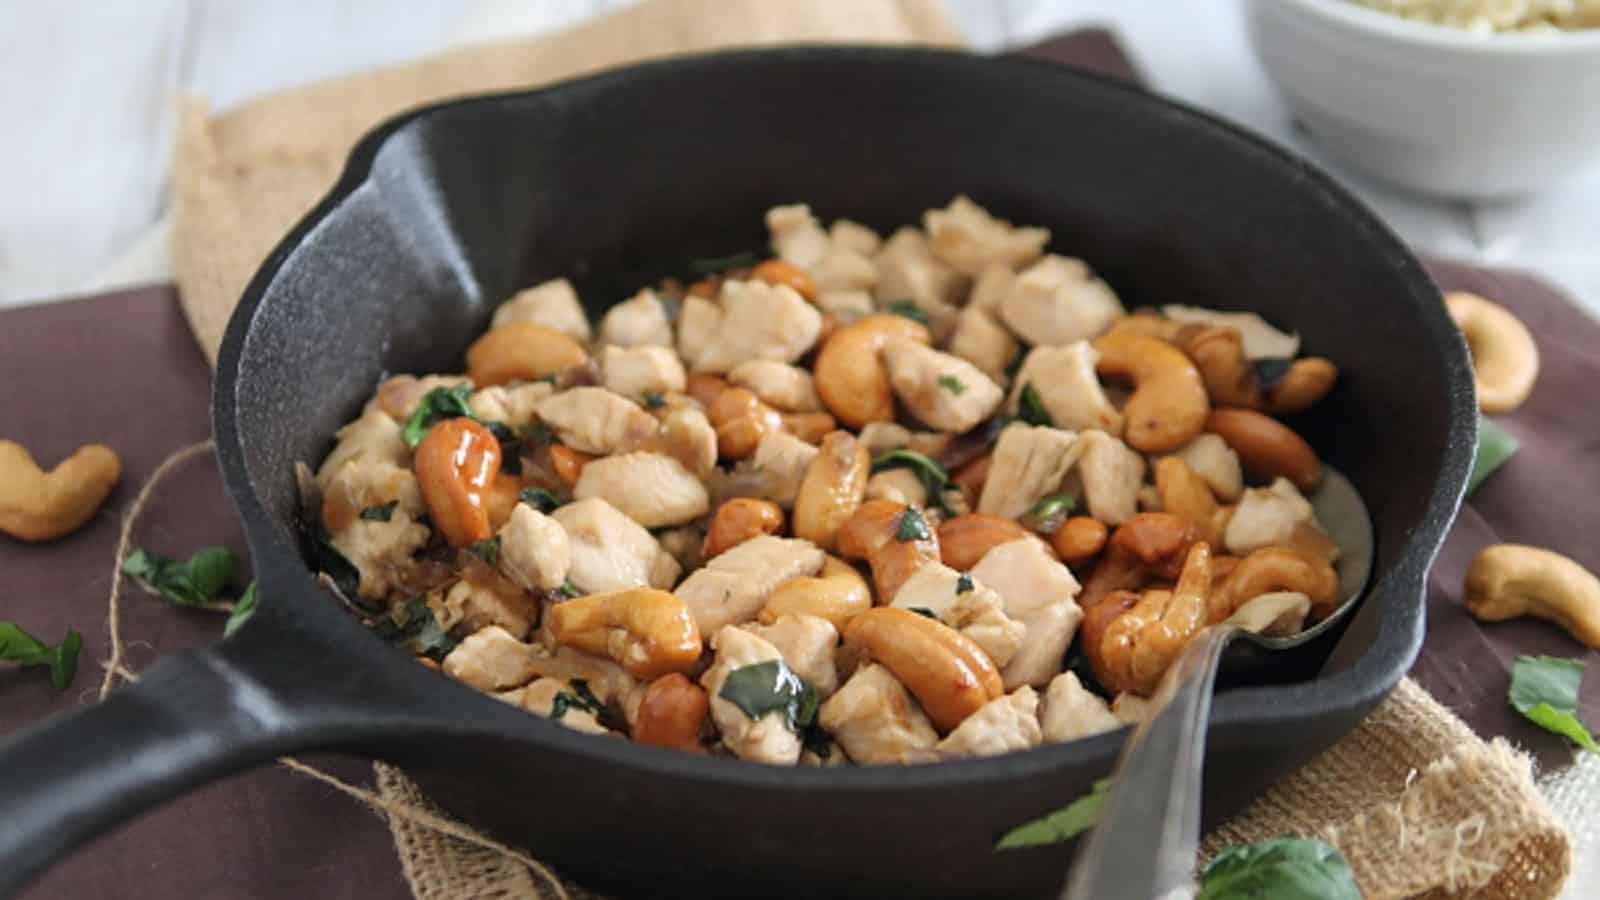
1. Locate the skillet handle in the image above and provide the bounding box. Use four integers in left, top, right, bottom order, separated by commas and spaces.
0, 643, 304, 899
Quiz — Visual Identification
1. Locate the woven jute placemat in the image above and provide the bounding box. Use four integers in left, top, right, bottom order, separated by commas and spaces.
168, 1, 1575, 897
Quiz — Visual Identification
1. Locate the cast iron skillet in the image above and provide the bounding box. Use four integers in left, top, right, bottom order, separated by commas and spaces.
0, 47, 1474, 899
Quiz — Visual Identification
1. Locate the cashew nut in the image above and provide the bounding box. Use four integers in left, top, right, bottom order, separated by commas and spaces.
751, 259, 818, 302
1052, 516, 1108, 568
759, 555, 872, 631
1204, 408, 1322, 493
1265, 358, 1338, 416
813, 314, 931, 427
1444, 291, 1540, 414
1154, 456, 1222, 547
1097, 541, 1213, 696
1210, 546, 1338, 623
843, 606, 1003, 732
546, 444, 593, 488
704, 497, 786, 559
937, 513, 1050, 571
792, 431, 870, 552
1181, 325, 1261, 408
632, 672, 710, 753
465, 322, 589, 387
414, 418, 502, 547
1077, 512, 1196, 612
707, 387, 785, 460
1465, 544, 1600, 648
836, 499, 941, 603
780, 412, 837, 445
0, 441, 122, 542
1091, 330, 1210, 452
545, 588, 703, 678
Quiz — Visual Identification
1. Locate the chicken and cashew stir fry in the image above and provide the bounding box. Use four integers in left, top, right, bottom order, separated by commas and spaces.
304, 197, 1345, 766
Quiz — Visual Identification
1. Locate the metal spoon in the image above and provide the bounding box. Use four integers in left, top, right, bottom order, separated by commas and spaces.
1060, 465, 1374, 900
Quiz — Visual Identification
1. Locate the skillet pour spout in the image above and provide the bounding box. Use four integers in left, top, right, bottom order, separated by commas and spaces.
0, 46, 1473, 900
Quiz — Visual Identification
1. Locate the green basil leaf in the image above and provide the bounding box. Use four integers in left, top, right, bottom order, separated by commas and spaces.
224, 583, 258, 638
519, 487, 562, 513
0, 622, 81, 690
895, 507, 931, 542
1197, 836, 1360, 900
1510, 655, 1599, 753
884, 300, 929, 325
995, 778, 1111, 849
1018, 383, 1053, 427
1005, 345, 1028, 379
359, 501, 398, 522
466, 537, 501, 566
559, 578, 582, 599
1467, 417, 1519, 497
307, 523, 362, 600
518, 421, 558, 446
642, 390, 666, 409
401, 384, 475, 448
688, 249, 762, 276
373, 596, 457, 660
717, 659, 817, 732
938, 374, 966, 395
871, 449, 950, 503
1022, 493, 1077, 534
956, 572, 974, 594
123, 546, 241, 608
569, 679, 605, 713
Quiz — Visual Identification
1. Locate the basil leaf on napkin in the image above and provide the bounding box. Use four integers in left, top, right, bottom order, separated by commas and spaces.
994, 778, 1111, 849
1467, 417, 1519, 497
1197, 836, 1359, 900
1510, 655, 1599, 753
0, 622, 82, 690
123, 546, 240, 607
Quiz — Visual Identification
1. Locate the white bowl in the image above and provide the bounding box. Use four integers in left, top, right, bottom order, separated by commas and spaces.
1244, 0, 1600, 199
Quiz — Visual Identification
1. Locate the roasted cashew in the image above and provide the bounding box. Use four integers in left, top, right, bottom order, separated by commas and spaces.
751, 259, 818, 302
937, 513, 1052, 571
843, 606, 1003, 732
1444, 291, 1540, 414
1464, 544, 1600, 648
465, 322, 589, 387
1265, 358, 1338, 416
414, 418, 502, 547
632, 672, 710, 753
1091, 330, 1210, 453
1180, 325, 1261, 408
1097, 541, 1213, 696
546, 444, 593, 488
813, 315, 931, 427
707, 387, 785, 460
1076, 513, 1197, 680
546, 588, 703, 678
792, 431, 870, 552
685, 372, 730, 409
1154, 456, 1222, 546
703, 498, 785, 559
0, 440, 122, 542
759, 555, 873, 631
1210, 546, 1338, 623
1204, 408, 1322, 493
837, 499, 941, 603
1105, 312, 1185, 343
780, 412, 837, 445
951, 453, 992, 505
1052, 516, 1108, 568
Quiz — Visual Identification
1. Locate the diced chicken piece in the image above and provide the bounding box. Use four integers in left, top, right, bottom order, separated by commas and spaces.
891, 562, 1025, 668
676, 295, 721, 366
727, 360, 823, 412
329, 512, 430, 600
573, 452, 709, 528
599, 289, 673, 348
525, 645, 639, 704
937, 687, 1042, 758
766, 204, 830, 270
676, 535, 825, 633
534, 387, 658, 455
924, 195, 1050, 276
701, 626, 804, 765
856, 422, 914, 456
1007, 342, 1123, 435
813, 245, 880, 294
866, 468, 928, 508
1111, 693, 1151, 725
315, 409, 410, 490
829, 218, 882, 256
1225, 591, 1311, 637
468, 381, 555, 428
657, 406, 718, 479
321, 457, 424, 524
512, 677, 611, 735
747, 432, 820, 508
366, 373, 471, 422
882, 338, 1005, 433
978, 423, 1082, 520
1175, 433, 1244, 502
1162, 305, 1300, 360
655, 525, 706, 575
817, 289, 876, 323
743, 613, 841, 699
949, 306, 1020, 386
692, 280, 823, 374
1039, 672, 1121, 743
1077, 430, 1145, 526
1224, 477, 1315, 555
600, 345, 686, 403
971, 538, 1085, 689
435, 577, 539, 638
968, 264, 1014, 313
497, 504, 571, 592
873, 228, 967, 335
819, 663, 940, 765
553, 498, 681, 593
442, 625, 539, 691
999, 255, 1124, 346
491, 277, 592, 342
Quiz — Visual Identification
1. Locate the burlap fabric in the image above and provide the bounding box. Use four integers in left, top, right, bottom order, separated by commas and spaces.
168, 2, 1575, 898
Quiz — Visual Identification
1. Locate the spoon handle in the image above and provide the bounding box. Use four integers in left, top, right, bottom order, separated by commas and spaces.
1060, 625, 1240, 900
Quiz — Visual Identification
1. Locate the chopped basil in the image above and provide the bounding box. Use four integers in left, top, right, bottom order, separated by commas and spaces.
688, 249, 762, 276
907, 607, 938, 620
0, 622, 82, 690
224, 583, 258, 638
359, 501, 398, 522
938, 374, 966, 395
1021, 493, 1077, 535
518, 421, 557, 446
1018, 383, 1053, 427
884, 300, 929, 325
1005, 345, 1028, 379
401, 384, 475, 448
1509, 655, 1598, 753
519, 487, 562, 513
466, 537, 501, 566
1251, 357, 1295, 390
801, 723, 833, 759
306, 522, 361, 600
895, 507, 931, 542
551, 678, 606, 721
372, 596, 457, 660
1468, 416, 1519, 497
871, 450, 949, 503
123, 546, 240, 608
995, 778, 1111, 849
559, 578, 581, 599
956, 572, 974, 594
642, 390, 666, 409
717, 659, 819, 733
1197, 837, 1359, 900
